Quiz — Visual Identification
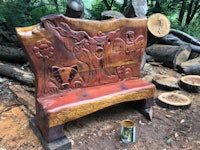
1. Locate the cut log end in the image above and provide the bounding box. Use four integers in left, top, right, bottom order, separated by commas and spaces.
146, 44, 191, 69
147, 13, 170, 38
177, 57, 200, 75
157, 92, 192, 109
152, 75, 179, 91
173, 45, 191, 69
179, 75, 200, 93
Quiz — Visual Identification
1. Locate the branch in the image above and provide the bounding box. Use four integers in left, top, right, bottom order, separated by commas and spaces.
103, 0, 114, 10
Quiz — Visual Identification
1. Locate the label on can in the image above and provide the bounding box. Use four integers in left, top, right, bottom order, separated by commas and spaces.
121, 120, 136, 143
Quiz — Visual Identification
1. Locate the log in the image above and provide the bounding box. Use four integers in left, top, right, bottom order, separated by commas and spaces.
0, 29, 18, 43
123, 1, 136, 18
0, 45, 27, 62
9, 84, 36, 115
158, 34, 200, 53
147, 13, 170, 38
170, 28, 200, 46
101, 10, 125, 20
182, 64, 200, 75
147, 13, 170, 46
146, 44, 191, 69
65, 0, 84, 18
0, 61, 35, 85
177, 57, 200, 74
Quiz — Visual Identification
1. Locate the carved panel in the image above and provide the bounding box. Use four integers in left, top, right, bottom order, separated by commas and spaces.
17, 14, 147, 96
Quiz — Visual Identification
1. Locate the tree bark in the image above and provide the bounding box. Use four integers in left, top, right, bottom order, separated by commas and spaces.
0, 45, 27, 62
103, 0, 114, 10
169, 29, 200, 46
177, 57, 200, 75
178, 0, 186, 24
185, 0, 200, 25
158, 34, 200, 53
9, 84, 35, 115
0, 61, 35, 85
146, 44, 191, 69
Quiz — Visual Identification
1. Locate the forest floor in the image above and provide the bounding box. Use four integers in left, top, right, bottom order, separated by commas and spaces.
0, 63, 200, 150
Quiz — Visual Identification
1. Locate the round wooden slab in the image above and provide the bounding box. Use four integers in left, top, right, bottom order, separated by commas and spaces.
157, 92, 192, 109
152, 75, 179, 91
179, 75, 200, 93
147, 13, 170, 37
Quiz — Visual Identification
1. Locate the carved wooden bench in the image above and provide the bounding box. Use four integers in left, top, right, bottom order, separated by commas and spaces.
16, 14, 155, 148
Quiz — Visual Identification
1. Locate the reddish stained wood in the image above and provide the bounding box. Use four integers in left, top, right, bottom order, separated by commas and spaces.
16, 14, 155, 142
39, 79, 154, 111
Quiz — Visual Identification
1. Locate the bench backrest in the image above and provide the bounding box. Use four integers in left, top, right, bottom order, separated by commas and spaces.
16, 14, 147, 98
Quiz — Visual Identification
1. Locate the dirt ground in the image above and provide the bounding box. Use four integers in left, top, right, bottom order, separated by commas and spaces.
0, 63, 200, 150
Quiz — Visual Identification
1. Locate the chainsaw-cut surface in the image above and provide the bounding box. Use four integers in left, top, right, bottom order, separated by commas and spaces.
152, 75, 179, 91
157, 92, 192, 109
179, 75, 200, 93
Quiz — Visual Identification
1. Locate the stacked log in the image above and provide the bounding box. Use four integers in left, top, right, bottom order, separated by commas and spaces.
146, 44, 191, 69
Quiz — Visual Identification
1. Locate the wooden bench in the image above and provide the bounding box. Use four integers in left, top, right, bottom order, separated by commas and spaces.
16, 14, 155, 149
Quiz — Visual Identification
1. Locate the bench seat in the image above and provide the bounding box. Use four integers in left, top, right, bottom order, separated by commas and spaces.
35, 79, 155, 142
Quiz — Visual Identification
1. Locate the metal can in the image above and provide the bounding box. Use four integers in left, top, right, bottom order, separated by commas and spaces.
120, 120, 136, 143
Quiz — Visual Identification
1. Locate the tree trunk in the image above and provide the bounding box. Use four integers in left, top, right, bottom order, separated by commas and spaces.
54, 0, 59, 12
0, 61, 35, 85
178, 0, 186, 24
146, 44, 191, 69
0, 45, 27, 62
185, 0, 200, 25
103, 0, 114, 10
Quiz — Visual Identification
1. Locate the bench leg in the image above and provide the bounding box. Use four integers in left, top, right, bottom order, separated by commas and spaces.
29, 118, 71, 150
134, 98, 154, 121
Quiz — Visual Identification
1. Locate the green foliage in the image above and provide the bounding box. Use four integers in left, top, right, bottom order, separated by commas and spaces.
86, 0, 106, 20
147, 0, 200, 37
0, 0, 66, 29
0, 0, 28, 28
0, 0, 199, 37
86, 0, 127, 20
171, 15, 200, 38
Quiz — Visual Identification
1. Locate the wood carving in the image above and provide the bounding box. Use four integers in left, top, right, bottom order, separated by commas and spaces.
16, 14, 155, 145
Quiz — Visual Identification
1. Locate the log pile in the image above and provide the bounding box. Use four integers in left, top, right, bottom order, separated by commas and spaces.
145, 14, 200, 75
146, 29, 200, 75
